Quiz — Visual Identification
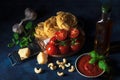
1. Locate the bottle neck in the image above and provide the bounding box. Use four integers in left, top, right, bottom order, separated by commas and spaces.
102, 13, 107, 20
101, 12, 110, 21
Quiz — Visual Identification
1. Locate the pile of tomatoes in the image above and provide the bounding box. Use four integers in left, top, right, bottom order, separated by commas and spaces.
46, 28, 82, 56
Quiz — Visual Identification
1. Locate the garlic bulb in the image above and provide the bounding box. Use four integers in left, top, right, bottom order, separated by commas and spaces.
12, 23, 23, 34
24, 8, 37, 20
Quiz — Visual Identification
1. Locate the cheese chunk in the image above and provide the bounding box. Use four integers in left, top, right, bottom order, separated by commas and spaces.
18, 48, 30, 60
37, 52, 48, 64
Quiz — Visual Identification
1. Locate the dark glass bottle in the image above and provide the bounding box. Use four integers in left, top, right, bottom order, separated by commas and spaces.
94, 5, 113, 56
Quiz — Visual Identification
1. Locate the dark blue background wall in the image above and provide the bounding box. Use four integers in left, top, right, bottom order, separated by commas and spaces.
0, 0, 120, 38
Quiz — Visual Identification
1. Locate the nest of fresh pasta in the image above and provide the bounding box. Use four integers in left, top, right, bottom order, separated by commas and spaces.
34, 11, 78, 40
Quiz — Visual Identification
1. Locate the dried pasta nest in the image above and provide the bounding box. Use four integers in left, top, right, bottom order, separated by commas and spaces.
34, 22, 48, 40
56, 11, 77, 31
34, 11, 78, 40
44, 16, 60, 38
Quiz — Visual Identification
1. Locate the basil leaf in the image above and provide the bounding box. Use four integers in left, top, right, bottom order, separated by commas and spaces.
13, 33, 19, 40
19, 41, 27, 48
8, 43, 15, 47
98, 55, 105, 60
98, 60, 109, 72
89, 58, 97, 64
19, 37, 29, 48
15, 40, 19, 45
21, 37, 28, 42
19, 43, 24, 48
25, 22, 33, 30
90, 50, 98, 58
12, 38, 15, 42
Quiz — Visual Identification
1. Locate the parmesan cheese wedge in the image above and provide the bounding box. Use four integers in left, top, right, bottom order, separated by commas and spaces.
37, 52, 48, 64
18, 48, 30, 60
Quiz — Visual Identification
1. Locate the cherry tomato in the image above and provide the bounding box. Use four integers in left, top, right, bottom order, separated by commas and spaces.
70, 28, 80, 38
46, 44, 58, 55
71, 39, 81, 52
55, 29, 68, 41
48, 36, 57, 45
59, 45, 70, 54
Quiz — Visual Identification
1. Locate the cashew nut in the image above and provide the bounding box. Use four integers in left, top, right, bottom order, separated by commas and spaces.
65, 63, 71, 67
68, 66, 75, 72
57, 72, 64, 76
59, 64, 65, 70
48, 63, 54, 67
63, 58, 67, 64
34, 67, 42, 74
50, 66, 57, 70
56, 60, 63, 65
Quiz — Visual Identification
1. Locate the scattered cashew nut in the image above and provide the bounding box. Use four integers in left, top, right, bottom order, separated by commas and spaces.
65, 63, 71, 67
56, 60, 63, 65
68, 66, 75, 72
57, 72, 64, 76
59, 64, 65, 70
63, 58, 67, 64
48, 63, 54, 67
48, 63, 57, 70
34, 67, 42, 74
56, 58, 67, 65
50, 66, 57, 70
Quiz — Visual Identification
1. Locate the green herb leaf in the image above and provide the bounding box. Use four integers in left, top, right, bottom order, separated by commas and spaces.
8, 21, 35, 48
13, 33, 19, 40
12, 38, 15, 42
19, 36, 29, 48
89, 58, 97, 64
98, 55, 105, 60
21, 37, 28, 41
15, 40, 19, 45
90, 50, 99, 58
98, 60, 109, 72
25, 22, 33, 30
7, 43, 15, 47
19, 40, 28, 48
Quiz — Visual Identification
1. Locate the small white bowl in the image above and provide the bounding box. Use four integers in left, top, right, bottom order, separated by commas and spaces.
75, 53, 104, 78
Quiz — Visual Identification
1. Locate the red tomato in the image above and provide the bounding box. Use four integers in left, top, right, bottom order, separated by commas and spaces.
71, 39, 81, 52
48, 36, 57, 45
59, 45, 70, 54
46, 44, 58, 55
55, 29, 68, 41
70, 28, 80, 38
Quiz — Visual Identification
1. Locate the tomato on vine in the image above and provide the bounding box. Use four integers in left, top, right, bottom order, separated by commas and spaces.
58, 41, 70, 54
69, 28, 80, 38
55, 29, 68, 41
70, 38, 81, 52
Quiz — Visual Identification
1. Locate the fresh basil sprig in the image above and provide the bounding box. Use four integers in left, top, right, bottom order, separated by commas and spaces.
8, 21, 35, 48
25, 21, 33, 30
89, 50, 109, 72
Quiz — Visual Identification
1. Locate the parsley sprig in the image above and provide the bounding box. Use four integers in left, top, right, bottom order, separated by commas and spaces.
8, 21, 35, 48
89, 50, 110, 72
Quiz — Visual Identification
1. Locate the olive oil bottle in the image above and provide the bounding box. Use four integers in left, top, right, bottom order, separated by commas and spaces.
94, 5, 113, 56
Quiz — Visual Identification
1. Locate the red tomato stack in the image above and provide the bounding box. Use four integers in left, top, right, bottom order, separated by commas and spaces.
46, 28, 82, 56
